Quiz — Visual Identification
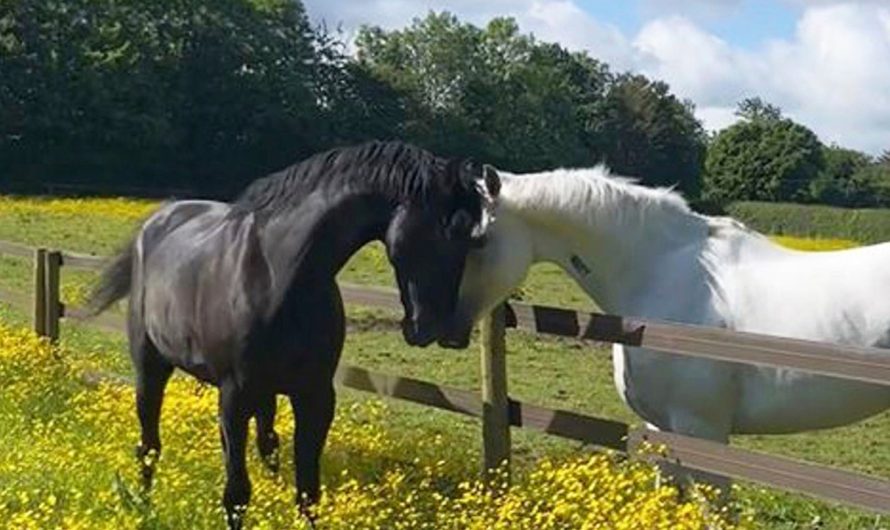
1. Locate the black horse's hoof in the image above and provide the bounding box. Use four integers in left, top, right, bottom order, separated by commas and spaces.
257, 432, 280, 473
135, 445, 159, 491
140, 467, 154, 491
298, 497, 319, 528
225, 505, 247, 530
260, 450, 280, 474
299, 508, 317, 529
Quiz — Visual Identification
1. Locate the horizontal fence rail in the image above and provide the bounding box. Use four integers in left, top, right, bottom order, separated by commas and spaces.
630, 430, 890, 514
5, 237, 890, 386
1, 238, 889, 514
504, 304, 890, 387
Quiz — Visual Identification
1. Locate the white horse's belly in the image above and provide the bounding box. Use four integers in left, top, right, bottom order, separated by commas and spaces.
733, 367, 890, 433
613, 345, 738, 439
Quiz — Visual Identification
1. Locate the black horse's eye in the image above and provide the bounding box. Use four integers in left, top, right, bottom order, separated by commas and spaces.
445, 210, 473, 240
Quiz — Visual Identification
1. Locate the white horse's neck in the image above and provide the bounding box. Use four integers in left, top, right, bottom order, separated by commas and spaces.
497, 168, 715, 316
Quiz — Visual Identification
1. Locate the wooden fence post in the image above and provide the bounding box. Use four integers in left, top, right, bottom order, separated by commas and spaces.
44, 250, 62, 343
33, 248, 47, 337
480, 303, 511, 482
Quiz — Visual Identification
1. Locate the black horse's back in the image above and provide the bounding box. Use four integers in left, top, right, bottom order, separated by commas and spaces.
86, 200, 216, 317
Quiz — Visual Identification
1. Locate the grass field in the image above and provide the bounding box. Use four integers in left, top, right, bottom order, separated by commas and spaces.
0, 196, 888, 529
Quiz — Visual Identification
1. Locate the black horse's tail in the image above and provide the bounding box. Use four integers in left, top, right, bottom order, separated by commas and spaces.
86, 237, 136, 316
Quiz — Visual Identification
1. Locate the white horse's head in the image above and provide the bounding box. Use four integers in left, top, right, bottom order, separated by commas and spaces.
441, 168, 535, 348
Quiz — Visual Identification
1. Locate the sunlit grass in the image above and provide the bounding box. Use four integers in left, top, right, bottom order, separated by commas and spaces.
0, 321, 747, 529
0, 195, 888, 528
769, 235, 860, 251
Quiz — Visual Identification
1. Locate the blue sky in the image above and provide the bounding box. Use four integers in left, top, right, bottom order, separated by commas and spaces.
304, 1, 890, 154
576, 0, 798, 50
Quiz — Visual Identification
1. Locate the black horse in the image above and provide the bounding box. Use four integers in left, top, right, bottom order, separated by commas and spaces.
86, 141, 500, 529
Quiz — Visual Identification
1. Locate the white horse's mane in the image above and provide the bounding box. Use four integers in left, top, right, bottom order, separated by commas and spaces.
495, 165, 767, 316
498, 165, 708, 241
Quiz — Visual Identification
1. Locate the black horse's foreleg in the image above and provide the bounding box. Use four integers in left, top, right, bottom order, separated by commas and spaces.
133, 339, 174, 491
291, 383, 336, 513
255, 393, 280, 472
219, 380, 253, 530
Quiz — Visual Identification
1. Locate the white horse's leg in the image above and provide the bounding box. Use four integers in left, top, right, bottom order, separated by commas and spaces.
647, 424, 732, 492
650, 415, 732, 503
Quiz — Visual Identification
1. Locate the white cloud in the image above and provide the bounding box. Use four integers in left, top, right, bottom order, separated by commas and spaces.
303, 0, 890, 154
697, 105, 740, 132
764, 4, 890, 149
515, 1, 638, 69
631, 4, 890, 153
633, 16, 761, 106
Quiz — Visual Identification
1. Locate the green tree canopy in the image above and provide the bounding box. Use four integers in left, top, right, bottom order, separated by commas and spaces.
356, 14, 611, 171
809, 146, 873, 206
704, 100, 824, 203
356, 12, 705, 193
598, 74, 706, 194
735, 97, 783, 122
1, 0, 338, 194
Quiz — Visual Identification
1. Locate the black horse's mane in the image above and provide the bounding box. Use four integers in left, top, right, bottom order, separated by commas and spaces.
233, 141, 481, 218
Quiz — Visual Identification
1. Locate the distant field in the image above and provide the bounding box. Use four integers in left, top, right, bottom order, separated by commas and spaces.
0, 195, 888, 529
728, 201, 890, 245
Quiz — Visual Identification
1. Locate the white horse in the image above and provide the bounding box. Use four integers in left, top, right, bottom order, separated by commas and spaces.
448, 166, 890, 448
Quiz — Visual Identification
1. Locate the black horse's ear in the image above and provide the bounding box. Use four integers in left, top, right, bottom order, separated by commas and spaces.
483, 164, 500, 198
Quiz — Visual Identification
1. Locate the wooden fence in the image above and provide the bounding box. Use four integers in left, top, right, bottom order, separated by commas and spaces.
1, 238, 890, 514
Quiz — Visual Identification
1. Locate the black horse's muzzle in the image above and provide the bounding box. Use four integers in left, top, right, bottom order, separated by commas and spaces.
437, 314, 473, 349
401, 316, 438, 347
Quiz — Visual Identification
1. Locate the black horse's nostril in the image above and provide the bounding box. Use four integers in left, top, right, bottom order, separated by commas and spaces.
437, 315, 473, 349
402, 316, 438, 347
438, 336, 470, 349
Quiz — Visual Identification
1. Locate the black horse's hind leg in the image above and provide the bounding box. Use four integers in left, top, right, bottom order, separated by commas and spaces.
291, 382, 336, 514
132, 336, 174, 491
255, 393, 280, 472
219, 379, 253, 530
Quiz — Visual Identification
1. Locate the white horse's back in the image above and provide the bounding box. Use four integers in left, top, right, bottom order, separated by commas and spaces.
722, 236, 890, 346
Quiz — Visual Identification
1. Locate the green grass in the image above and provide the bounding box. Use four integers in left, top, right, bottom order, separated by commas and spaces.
727, 201, 890, 245
0, 201, 889, 528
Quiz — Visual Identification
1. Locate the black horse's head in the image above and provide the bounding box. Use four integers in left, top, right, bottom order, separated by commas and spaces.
385, 161, 500, 347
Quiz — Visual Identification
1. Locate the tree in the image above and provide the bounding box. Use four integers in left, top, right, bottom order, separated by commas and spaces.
704, 100, 824, 203
850, 163, 890, 206
306, 27, 406, 147
598, 74, 706, 195
355, 11, 706, 189
356, 13, 613, 170
1, 0, 326, 194
735, 97, 783, 122
809, 146, 873, 206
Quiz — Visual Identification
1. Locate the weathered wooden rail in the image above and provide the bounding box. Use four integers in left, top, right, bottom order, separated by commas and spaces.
1, 238, 889, 514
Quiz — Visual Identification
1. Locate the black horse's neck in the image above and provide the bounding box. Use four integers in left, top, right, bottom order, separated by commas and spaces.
232, 142, 453, 291
234, 141, 447, 218
266, 191, 395, 286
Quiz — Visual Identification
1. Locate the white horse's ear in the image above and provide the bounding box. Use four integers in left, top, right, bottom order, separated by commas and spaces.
483, 164, 500, 199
